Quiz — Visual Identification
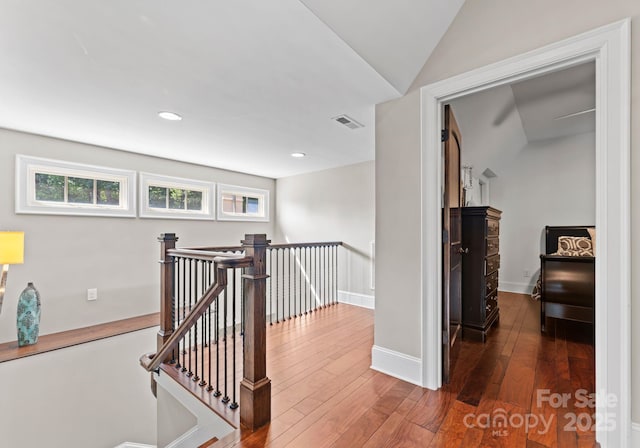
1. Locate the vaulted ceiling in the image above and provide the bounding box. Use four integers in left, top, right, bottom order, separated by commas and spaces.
0, 0, 465, 178
450, 62, 596, 179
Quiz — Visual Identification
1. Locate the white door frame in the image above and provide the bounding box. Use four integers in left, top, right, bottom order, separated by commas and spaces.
419, 19, 630, 448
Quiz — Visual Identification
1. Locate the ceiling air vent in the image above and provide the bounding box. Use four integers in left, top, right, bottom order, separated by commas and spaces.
332, 114, 364, 130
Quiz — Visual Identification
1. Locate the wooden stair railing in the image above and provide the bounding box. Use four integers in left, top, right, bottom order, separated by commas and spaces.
140, 233, 271, 431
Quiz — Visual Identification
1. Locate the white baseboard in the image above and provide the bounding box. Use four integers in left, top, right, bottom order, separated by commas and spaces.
338, 290, 375, 309
498, 281, 533, 295
632, 422, 640, 447
370, 345, 421, 386
114, 444, 156, 448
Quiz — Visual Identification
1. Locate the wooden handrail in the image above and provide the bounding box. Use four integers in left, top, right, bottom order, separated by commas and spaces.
182, 245, 244, 253
183, 241, 342, 253
167, 248, 246, 261
140, 257, 249, 373
143, 233, 272, 431
268, 241, 342, 250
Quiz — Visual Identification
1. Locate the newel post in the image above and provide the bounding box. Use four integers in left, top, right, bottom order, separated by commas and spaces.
158, 233, 178, 363
240, 234, 271, 429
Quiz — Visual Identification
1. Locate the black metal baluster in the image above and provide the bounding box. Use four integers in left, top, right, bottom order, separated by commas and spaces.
192, 260, 199, 381
318, 246, 322, 308
241, 267, 245, 336
326, 247, 330, 306
322, 245, 326, 308
269, 249, 273, 325
293, 247, 302, 317
207, 299, 213, 392
331, 245, 335, 305
222, 280, 229, 404
176, 257, 182, 369
335, 245, 339, 305
187, 259, 193, 377
305, 247, 309, 314
181, 258, 187, 371
199, 262, 206, 386
275, 248, 279, 323
170, 257, 176, 363
289, 248, 293, 319
312, 246, 317, 310
280, 248, 284, 320
230, 268, 238, 409
214, 273, 221, 397
313, 246, 320, 310
325, 245, 329, 306
203, 263, 209, 349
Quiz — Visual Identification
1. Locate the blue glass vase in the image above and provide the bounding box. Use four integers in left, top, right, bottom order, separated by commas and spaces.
17, 282, 41, 347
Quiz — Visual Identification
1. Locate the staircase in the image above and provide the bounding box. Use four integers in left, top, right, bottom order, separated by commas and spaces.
140, 234, 341, 447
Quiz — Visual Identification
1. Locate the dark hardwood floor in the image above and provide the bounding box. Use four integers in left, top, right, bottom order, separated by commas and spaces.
167, 292, 596, 448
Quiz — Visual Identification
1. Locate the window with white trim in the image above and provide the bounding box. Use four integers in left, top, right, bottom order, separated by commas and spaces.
139, 172, 215, 220
217, 184, 269, 222
16, 155, 136, 217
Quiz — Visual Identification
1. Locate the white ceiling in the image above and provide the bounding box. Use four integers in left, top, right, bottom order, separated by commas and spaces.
511, 62, 595, 142
0, 0, 464, 179
299, 0, 465, 93
450, 62, 596, 178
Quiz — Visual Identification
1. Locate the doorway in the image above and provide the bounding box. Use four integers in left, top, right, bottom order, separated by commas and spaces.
441, 61, 597, 381
420, 20, 630, 448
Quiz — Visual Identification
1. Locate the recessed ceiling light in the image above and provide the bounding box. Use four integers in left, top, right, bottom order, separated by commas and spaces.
290, 152, 306, 158
158, 111, 183, 121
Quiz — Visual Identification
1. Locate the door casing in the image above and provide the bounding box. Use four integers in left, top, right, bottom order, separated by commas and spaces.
419, 19, 630, 448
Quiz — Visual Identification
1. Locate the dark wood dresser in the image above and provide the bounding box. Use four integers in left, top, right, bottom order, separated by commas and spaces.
461, 206, 502, 342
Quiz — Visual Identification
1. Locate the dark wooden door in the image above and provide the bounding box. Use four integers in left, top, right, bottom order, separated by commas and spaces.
442, 105, 463, 384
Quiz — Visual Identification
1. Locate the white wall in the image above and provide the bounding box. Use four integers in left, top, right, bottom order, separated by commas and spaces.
375, 0, 640, 421
275, 161, 375, 297
0, 328, 158, 448
491, 132, 596, 293
157, 385, 197, 447
0, 128, 275, 343
375, 92, 422, 356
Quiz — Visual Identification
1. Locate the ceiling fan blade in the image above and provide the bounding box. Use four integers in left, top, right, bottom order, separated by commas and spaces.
554, 108, 595, 120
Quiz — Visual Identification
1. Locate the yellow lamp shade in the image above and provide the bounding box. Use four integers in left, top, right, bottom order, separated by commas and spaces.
0, 231, 24, 264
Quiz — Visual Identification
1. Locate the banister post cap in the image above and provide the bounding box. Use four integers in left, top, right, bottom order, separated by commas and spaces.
241, 234, 270, 246
158, 233, 179, 242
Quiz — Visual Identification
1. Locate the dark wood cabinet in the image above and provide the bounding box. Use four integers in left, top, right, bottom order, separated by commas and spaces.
461, 206, 502, 342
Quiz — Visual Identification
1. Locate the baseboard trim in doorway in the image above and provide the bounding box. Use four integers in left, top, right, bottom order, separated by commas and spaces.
499, 282, 533, 295
371, 345, 421, 386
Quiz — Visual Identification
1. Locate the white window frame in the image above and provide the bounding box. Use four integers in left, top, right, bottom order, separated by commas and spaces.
15, 155, 136, 217
139, 172, 215, 220
217, 184, 269, 222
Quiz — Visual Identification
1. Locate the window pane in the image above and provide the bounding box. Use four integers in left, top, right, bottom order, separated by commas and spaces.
186, 190, 203, 211
246, 197, 260, 214
222, 194, 235, 213
68, 177, 94, 203
97, 180, 120, 206
169, 188, 185, 209
35, 173, 64, 202
149, 186, 167, 208
235, 197, 244, 212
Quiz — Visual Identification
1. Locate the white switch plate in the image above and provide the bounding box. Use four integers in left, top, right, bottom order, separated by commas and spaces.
524, 269, 530, 278
87, 288, 98, 301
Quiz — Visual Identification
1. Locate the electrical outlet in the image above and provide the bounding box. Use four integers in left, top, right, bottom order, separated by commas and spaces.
523, 269, 530, 278
87, 288, 98, 301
